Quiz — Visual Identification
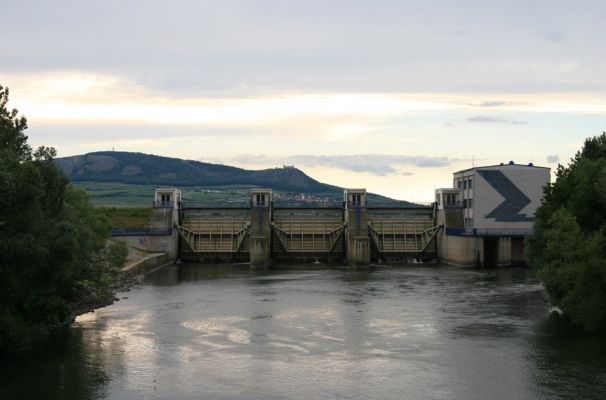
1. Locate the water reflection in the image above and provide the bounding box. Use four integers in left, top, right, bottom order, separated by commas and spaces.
1, 264, 606, 400
1, 328, 113, 400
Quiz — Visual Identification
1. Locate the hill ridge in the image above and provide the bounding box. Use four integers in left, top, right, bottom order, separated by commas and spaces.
56, 151, 342, 193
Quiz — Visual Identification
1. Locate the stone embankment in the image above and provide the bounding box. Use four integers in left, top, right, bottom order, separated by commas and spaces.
65, 244, 174, 325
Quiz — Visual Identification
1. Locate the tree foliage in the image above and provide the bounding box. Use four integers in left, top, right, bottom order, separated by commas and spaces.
527, 133, 606, 332
0, 85, 127, 358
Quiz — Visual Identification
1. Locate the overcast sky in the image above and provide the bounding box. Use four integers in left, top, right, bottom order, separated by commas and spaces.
3, 0, 605, 201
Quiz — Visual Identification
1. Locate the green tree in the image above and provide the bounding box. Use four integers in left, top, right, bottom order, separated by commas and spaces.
0, 85, 127, 358
527, 133, 606, 332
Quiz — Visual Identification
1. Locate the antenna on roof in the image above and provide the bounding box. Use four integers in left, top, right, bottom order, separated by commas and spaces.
472, 155, 476, 168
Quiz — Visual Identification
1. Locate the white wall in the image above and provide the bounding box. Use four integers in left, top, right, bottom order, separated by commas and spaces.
472, 165, 550, 231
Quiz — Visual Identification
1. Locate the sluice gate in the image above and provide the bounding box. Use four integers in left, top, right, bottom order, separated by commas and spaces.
368, 219, 440, 255
174, 189, 440, 265
271, 203, 345, 262
177, 203, 251, 262
367, 207, 440, 259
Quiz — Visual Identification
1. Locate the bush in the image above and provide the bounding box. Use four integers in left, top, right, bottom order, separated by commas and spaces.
527, 133, 606, 332
0, 85, 127, 358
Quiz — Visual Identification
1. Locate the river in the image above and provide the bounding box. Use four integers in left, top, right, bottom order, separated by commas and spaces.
2, 264, 606, 399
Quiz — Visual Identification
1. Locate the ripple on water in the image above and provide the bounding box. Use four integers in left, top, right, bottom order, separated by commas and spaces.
4, 265, 606, 400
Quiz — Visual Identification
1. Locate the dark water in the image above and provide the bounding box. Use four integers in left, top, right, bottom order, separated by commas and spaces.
2, 264, 606, 400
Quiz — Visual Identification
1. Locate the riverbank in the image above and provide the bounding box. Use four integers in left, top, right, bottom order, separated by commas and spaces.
63, 252, 173, 326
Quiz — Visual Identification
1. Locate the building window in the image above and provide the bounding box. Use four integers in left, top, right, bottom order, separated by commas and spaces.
463, 180, 467, 189
463, 199, 467, 208
256, 194, 265, 206
457, 180, 462, 189
468, 179, 473, 189
468, 198, 473, 208
352, 193, 362, 206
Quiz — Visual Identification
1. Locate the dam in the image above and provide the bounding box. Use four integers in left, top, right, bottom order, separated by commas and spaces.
171, 188, 439, 266
111, 162, 550, 267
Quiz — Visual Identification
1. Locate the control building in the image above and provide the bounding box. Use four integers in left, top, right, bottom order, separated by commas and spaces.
435, 162, 550, 266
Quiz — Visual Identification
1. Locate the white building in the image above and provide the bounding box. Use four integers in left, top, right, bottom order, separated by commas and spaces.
435, 162, 550, 266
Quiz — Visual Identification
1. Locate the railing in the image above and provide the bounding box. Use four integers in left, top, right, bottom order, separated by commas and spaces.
346, 200, 366, 209
111, 228, 173, 236
273, 200, 344, 209
468, 228, 534, 237
367, 201, 431, 209
153, 201, 175, 209
181, 201, 249, 209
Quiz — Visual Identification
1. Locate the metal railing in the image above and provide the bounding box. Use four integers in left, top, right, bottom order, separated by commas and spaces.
367, 201, 431, 209
273, 200, 344, 209
111, 228, 173, 236
470, 228, 534, 237
181, 201, 249, 209
153, 201, 175, 209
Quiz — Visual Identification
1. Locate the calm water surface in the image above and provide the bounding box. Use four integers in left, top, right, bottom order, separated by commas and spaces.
2, 264, 606, 399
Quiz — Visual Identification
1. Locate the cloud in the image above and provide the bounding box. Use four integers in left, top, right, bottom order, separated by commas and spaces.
222, 154, 457, 176
541, 30, 565, 42
479, 101, 507, 107
468, 116, 527, 125
546, 154, 559, 163
2, 2, 606, 95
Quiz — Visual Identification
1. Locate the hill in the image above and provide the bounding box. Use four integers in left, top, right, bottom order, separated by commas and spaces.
56, 151, 342, 193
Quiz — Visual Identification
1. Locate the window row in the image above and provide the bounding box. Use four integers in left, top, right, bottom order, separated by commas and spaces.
457, 178, 473, 190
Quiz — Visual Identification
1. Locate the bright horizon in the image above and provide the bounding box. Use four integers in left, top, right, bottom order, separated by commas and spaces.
4, 1, 606, 202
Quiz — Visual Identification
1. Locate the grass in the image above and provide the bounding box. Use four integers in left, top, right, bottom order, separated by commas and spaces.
99, 207, 153, 228
75, 181, 394, 209
74, 182, 252, 207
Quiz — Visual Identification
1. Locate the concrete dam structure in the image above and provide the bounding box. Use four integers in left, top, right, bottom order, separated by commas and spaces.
113, 162, 549, 268
175, 188, 439, 266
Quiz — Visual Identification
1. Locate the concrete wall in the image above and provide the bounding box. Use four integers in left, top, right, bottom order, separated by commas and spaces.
112, 233, 178, 260
344, 189, 370, 265
436, 230, 529, 267
122, 252, 172, 276
465, 164, 550, 232
436, 232, 479, 266
249, 189, 272, 266
511, 237, 526, 266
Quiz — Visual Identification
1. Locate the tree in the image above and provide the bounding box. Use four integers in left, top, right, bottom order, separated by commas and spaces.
527, 133, 606, 332
0, 85, 127, 358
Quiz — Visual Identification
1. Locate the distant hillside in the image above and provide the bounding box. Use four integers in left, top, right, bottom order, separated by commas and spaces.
56, 151, 342, 193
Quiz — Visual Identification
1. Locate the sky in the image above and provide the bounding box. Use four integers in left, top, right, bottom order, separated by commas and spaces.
2, 0, 605, 201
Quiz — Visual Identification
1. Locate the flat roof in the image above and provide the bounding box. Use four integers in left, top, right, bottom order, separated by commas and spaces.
454, 163, 550, 174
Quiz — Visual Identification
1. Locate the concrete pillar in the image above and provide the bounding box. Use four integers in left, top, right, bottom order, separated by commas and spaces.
151, 188, 182, 260
344, 189, 370, 266
249, 189, 272, 266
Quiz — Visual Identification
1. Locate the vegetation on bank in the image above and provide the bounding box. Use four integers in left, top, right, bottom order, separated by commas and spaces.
99, 207, 153, 228
527, 133, 606, 332
0, 86, 127, 358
